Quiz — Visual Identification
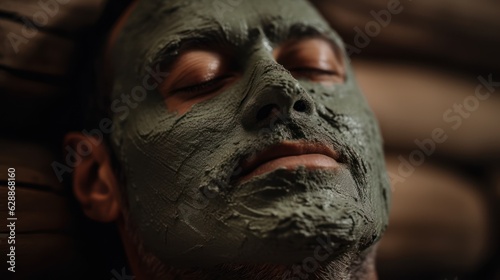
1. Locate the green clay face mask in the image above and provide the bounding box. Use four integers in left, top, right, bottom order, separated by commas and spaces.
110, 0, 389, 267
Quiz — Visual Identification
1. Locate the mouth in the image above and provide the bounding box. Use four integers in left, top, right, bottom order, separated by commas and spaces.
233, 141, 341, 184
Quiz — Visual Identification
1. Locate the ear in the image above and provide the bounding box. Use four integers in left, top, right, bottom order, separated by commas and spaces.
64, 132, 121, 222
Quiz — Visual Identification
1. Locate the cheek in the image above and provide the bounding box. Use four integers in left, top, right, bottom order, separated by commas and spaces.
122, 93, 239, 175
307, 81, 370, 117
304, 83, 381, 155
165, 92, 220, 115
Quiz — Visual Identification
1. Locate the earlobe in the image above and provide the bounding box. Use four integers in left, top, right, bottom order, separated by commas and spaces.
64, 132, 121, 223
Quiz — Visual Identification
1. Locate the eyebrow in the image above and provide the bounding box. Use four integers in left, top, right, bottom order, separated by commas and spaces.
147, 20, 339, 71
146, 25, 232, 69
272, 23, 345, 56
264, 22, 326, 43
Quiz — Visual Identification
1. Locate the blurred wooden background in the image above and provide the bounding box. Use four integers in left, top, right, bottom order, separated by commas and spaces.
1, 0, 499, 279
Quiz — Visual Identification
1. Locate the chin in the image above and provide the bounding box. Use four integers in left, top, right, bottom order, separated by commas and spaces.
217, 168, 376, 265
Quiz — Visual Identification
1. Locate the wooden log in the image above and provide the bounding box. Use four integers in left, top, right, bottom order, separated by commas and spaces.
0, 18, 75, 76
0, 139, 65, 191
0, 68, 62, 97
377, 154, 490, 278
0, 0, 106, 31
0, 186, 73, 233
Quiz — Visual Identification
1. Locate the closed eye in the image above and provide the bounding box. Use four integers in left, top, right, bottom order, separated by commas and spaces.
159, 49, 238, 114
289, 67, 342, 83
170, 74, 234, 96
290, 67, 339, 76
276, 37, 345, 85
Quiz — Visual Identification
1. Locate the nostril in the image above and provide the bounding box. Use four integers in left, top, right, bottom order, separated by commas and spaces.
293, 100, 308, 113
256, 104, 279, 121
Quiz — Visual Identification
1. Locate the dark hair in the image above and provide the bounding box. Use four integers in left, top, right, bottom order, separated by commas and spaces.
73, 0, 133, 132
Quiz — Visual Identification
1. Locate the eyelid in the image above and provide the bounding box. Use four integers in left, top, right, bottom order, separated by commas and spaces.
160, 50, 230, 96
276, 38, 345, 82
290, 67, 339, 75
170, 74, 234, 95
168, 67, 219, 94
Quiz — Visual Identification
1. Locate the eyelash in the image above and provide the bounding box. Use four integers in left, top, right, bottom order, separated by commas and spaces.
168, 66, 338, 96
290, 67, 338, 76
171, 75, 231, 95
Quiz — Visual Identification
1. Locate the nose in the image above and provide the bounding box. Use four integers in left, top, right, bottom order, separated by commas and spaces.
241, 60, 315, 130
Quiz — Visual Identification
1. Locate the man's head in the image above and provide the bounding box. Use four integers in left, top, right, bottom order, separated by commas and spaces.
67, 0, 389, 278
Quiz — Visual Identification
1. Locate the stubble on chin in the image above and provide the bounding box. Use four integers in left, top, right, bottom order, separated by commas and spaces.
121, 213, 377, 280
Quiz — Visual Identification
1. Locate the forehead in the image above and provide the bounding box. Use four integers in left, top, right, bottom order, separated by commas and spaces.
128, 0, 326, 27
114, 0, 344, 75
120, 0, 338, 47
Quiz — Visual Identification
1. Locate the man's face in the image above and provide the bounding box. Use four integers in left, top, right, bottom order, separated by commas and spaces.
110, 0, 389, 266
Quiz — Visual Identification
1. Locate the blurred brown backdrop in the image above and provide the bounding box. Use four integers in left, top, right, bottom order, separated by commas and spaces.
1, 0, 499, 279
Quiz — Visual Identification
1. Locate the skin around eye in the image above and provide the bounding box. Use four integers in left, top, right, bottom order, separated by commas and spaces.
160, 38, 343, 115
159, 50, 237, 114
275, 38, 345, 85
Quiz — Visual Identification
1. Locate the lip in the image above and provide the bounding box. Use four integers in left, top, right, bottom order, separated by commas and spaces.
233, 141, 341, 184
